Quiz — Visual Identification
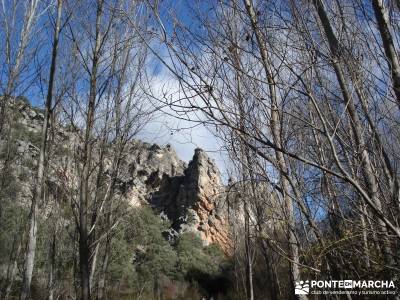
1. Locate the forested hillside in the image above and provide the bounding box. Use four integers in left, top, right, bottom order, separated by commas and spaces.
0, 99, 235, 299
1, 0, 400, 300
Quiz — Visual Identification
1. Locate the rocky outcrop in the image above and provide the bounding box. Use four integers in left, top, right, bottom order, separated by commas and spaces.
3, 100, 232, 254
116, 141, 187, 207
174, 149, 231, 254
120, 146, 232, 254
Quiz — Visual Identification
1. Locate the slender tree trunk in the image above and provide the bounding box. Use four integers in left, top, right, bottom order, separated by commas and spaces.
312, 0, 395, 264
78, 2, 103, 299
48, 233, 56, 300
230, 32, 255, 300
1, 238, 22, 300
242, 1, 304, 298
244, 202, 254, 300
78, 224, 90, 300
97, 250, 109, 300
259, 234, 279, 300
20, 2, 62, 299
0, 0, 40, 135
4, 258, 19, 300
371, 0, 400, 109
89, 242, 100, 295
20, 205, 38, 300
360, 203, 371, 270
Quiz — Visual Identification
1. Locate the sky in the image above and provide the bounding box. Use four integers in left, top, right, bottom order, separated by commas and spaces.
137, 59, 229, 177
136, 0, 229, 176
0, 0, 229, 178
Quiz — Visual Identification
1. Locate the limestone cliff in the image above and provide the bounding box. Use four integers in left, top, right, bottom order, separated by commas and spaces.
174, 149, 231, 254
4, 100, 232, 254
114, 144, 232, 254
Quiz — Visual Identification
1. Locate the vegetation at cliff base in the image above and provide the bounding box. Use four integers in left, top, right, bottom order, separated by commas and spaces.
2, 0, 400, 299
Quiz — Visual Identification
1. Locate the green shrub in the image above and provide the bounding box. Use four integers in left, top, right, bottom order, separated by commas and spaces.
107, 207, 232, 298
176, 232, 226, 278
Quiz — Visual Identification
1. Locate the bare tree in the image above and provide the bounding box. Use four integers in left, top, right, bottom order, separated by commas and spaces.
0, 0, 44, 133
144, 0, 400, 297
371, 0, 400, 108
19, 2, 63, 299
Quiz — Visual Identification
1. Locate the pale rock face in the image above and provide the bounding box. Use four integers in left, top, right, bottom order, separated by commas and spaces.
114, 141, 187, 208
172, 149, 232, 254
4, 101, 232, 254
116, 147, 232, 254
17, 102, 44, 134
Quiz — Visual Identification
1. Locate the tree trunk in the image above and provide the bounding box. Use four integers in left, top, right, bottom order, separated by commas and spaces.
78, 229, 91, 300
0, 0, 40, 135
20, 205, 38, 300
371, 0, 400, 109
242, 1, 304, 298
259, 238, 279, 300
78, 2, 103, 299
89, 243, 100, 295
48, 233, 56, 300
360, 203, 371, 270
312, 0, 396, 263
1, 238, 22, 300
244, 202, 254, 300
20, 2, 62, 299
97, 251, 109, 300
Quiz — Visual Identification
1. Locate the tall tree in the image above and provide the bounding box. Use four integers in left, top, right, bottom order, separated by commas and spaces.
20, 1, 63, 299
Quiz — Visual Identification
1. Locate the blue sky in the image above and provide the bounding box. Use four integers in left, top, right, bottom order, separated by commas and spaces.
0, 0, 228, 177
138, 54, 229, 176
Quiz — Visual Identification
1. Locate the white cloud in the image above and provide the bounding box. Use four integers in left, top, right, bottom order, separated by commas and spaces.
137, 60, 228, 177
